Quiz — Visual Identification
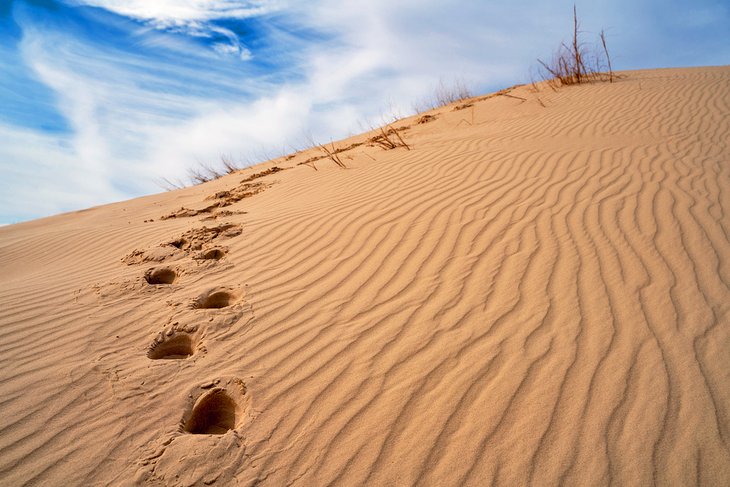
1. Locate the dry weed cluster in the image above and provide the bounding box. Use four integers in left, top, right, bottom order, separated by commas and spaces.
369, 126, 411, 151
537, 5, 614, 89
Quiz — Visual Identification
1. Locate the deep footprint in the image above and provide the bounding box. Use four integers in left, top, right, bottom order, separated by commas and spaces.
185, 390, 237, 434
194, 288, 239, 309
183, 379, 248, 435
196, 247, 226, 261
147, 324, 200, 360
144, 266, 177, 285
147, 331, 196, 359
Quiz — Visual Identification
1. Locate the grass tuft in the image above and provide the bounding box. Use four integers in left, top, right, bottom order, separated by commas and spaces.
536, 5, 614, 89
368, 125, 411, 151
319, 142, 347, 168
413, 79, 472, 112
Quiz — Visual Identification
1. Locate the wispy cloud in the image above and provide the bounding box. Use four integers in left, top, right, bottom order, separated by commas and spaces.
68, 0, 277, 23
0, 123, 126, 223
69, 0, 279, 60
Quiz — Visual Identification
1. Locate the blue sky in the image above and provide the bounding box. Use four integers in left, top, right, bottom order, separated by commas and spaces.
1, 0, 728, 224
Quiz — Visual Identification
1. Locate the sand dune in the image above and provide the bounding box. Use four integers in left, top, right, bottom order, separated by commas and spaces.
1, 66, 729, 486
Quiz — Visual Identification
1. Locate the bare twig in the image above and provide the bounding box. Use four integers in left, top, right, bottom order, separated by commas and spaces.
600, 29, 613, 83
188, 162, 224, 184
220, 154, 240, 174
390, 127, 411, 151
572, 5, 582, 84
413, 79, 472, 112
319, 142, 347, 168
369, 125, 410, 151
156, 177, 186, 191
300, 160, 318, 171
536, 4, 613, 88
500, 93, 527, 102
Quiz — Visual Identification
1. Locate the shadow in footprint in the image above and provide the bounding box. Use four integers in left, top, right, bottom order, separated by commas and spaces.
145, 267, 177, 285
194, 289, 238, 309
196, 247, 226, 261
148, 332, 195, 359
180, 378, 249, 436
185, 390, 237, 434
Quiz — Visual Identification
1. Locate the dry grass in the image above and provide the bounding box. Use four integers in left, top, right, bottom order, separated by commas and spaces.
296, 135, 358, 171
433, 79, 472, 107
156, 154, 249, 190
413, 79, 472, 112
600, 29, 614, 83
188, 161, 224, 185
537, 5, 614, 89
319, 142, 347, 168
157, 176, 186, 191
368, 125, 411, 151
220, 154, 242, 174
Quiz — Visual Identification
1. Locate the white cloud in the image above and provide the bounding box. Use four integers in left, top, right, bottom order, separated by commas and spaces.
68, 0, 278, 23
68, 0, 277, 59
209, 25, 253, 60
0, 123, 126, 223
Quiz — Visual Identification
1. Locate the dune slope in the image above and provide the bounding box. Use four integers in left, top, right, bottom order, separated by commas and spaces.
1, 66, 729, 486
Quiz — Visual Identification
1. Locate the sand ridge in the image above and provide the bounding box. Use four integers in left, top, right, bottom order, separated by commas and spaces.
0, 66, 729, 485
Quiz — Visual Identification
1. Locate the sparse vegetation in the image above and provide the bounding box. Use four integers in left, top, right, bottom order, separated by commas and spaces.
157, 155, 242, 190
296, 135, 358, 171
600, 29, 614, 83
157, 176, 186, 191
368, 125, 411, 151
188, 161, 225, 185
536, 5, 614, 89
433, 79, 472, 107
157, 153, 263, 190
318, 141, 347, 168
413, 79, 472, 113
220, 154, 242, 174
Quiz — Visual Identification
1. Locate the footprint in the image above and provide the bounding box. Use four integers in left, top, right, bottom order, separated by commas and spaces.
182, 378, 248, 435
194, 247, 227, 261
169, 238, 187, 250
193, 287, 241, 309
147, 325, 200, 360
144, 266, 178, 285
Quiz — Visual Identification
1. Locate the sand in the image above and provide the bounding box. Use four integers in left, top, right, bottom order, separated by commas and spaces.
0, 66, 729, 486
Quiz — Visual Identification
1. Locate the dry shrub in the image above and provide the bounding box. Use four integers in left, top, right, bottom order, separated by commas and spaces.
319, 142, 347, 168
188, 161, 224, 185
537, 5, 614, 89
220, 154, 242, 174
433, 79, 472, 107
368, 125, 410, 151
413, 79, 472, 112
157, 154, 251, 190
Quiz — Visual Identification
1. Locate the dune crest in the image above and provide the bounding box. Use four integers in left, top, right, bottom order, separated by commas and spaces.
1, 66, 729, 485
